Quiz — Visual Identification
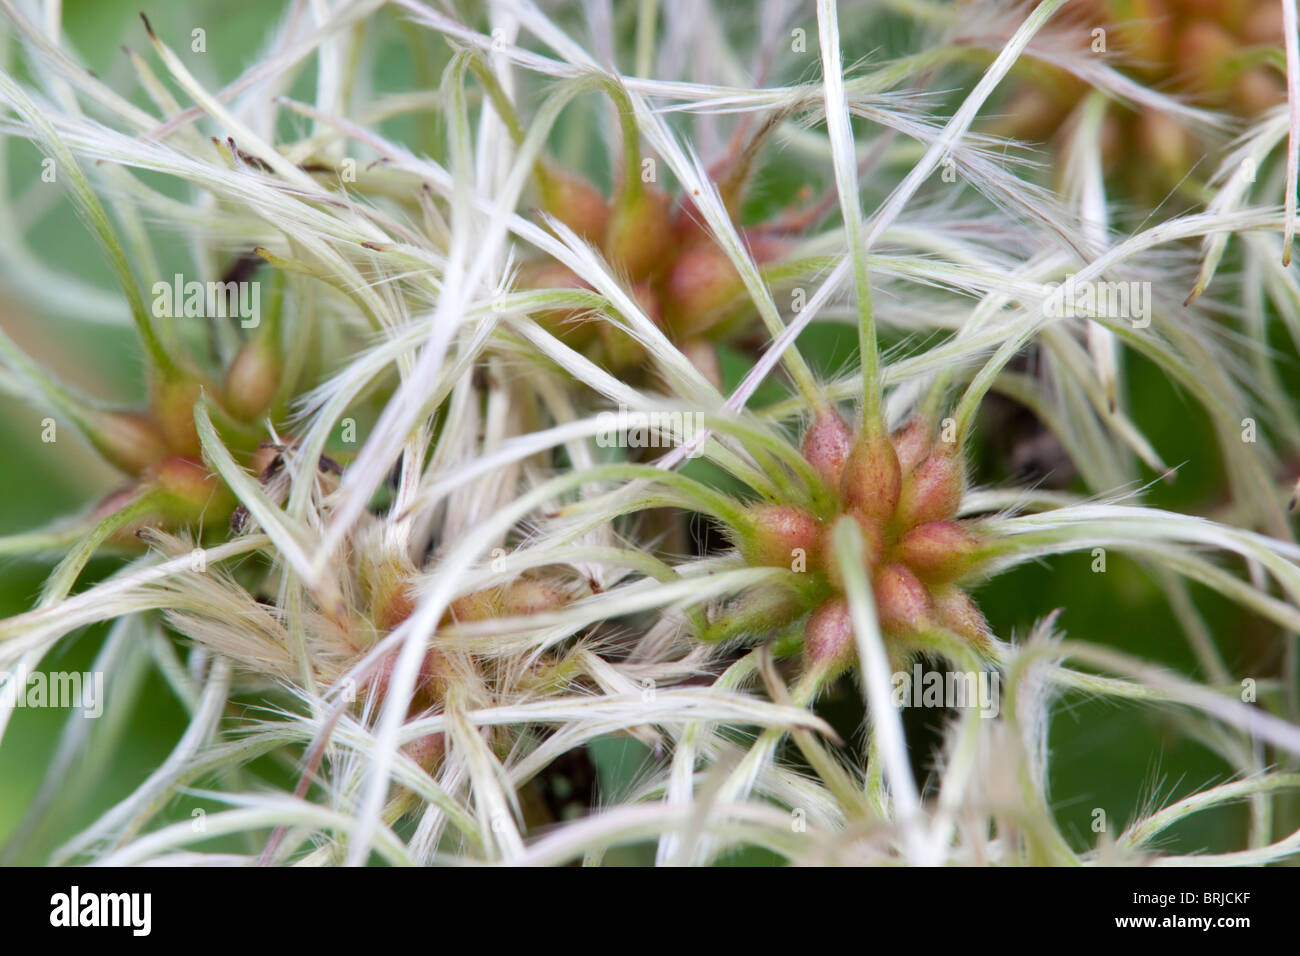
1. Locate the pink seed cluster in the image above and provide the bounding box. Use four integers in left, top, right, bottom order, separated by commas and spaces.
744, 410, 991, 675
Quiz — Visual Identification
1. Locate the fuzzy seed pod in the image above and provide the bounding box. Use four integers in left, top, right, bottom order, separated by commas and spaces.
1135, 109, 1195, 182
801, 409, 853, 491
1110, 0, 1175, 73
502, 578, 568, 616
662, 242, 743, 337
895, 447, 964, 528
518, 262, 599, 346
149, 455, 231, 517
840, 431, 902, 527
539, 166, 610, 241
679, 337, 722, 389
742, 504, 821, 569
402, 732, 446, 773
1176, 20, 1239, 102
368, 646, 448, 710
151, 377, 207, 458
895, 520, 981, 583
931, 585, 991, 650
890, 417, 933, 477
1242, 0, 1284, 42
605, 187, 673, 281
85, 409, 169, 476
803, 596, 855, 674
872, 562, 933, 636
372, 579, 416, 633
223, 337, 281, 421
447, 588, 501, 623
1232, 66, 1285, 114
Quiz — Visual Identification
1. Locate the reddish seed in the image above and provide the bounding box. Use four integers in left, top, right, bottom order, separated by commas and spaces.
151, 377, 207, 458
518, 261, 598, 345
932, 585, 991, 650
662, 242, 743, 338
803, 596, 855, 672
368, 647, 447, 710
149, 455, 229, 516
539, 166, 610, 241
895, 520, 981, 584
801, 409, 853, 491
679, 337, 722, 389
1175, 20, 1239, 102
1242, 0, 1284, 43
446, 588, 501, 623
402, 732, 446, 772
605, 187, 673, 281
744, 504, 822, 569
840, 432, 902, 526
895, 447, 964, 528
86, 409, 169, 476
374, 580, 416, 632
1232, 66, 1285, 115
223, 338, 280, 421
502, 578, 568, 616
873, 562, 933, 636
890, 417, 933, 477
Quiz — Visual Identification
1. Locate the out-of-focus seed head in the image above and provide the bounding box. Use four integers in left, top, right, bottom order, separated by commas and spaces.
501, 578, 568, 616
662, 242, 743, 338
678, 337, 723, 389
151, 377, 207, 458
605, 187, 673, 281
1135, 109, 1196, 185
803, 596, 855, 676
932, 585, 992, 650
539, 165, 610, 241
86, 409, 169, 476
148, 455, 233, 519
1176, 20, 1239, 102
223, 338, 281, 422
